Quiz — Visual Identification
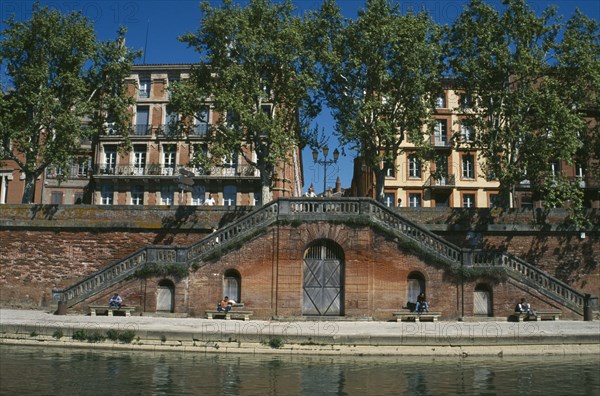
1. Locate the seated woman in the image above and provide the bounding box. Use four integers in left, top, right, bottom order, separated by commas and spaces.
416, 292, 429, 313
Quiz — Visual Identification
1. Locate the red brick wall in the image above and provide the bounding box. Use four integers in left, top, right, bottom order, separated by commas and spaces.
72, 223, 584, 320
1, 206, 596, 320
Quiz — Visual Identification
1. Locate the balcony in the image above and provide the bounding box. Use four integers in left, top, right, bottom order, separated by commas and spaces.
158, 124, 178, 137
424, 174, 456, 188
93, 164, 258, 178
191, 124, 208, 137
432, 136, 451, 148
133, 124, 152, 136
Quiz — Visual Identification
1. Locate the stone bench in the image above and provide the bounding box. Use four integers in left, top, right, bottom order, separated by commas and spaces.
89, 305, 135, 317
393, 311, 441, 322
512, 310, 562, 322
205, 310, 253, 321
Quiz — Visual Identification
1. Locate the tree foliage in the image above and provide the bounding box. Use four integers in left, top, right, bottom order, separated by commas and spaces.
169, 0, 321, 202
448, 0, 598, 219
318, 0, 444, 201
0, 4, 138, 203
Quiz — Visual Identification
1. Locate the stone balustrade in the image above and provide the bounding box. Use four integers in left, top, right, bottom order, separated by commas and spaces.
52, 198, 587, 314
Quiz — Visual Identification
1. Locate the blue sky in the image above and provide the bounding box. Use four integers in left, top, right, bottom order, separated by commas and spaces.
2, 0, 599, 194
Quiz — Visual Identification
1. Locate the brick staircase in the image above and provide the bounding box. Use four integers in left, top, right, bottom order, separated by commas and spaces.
52, 198, 587, 315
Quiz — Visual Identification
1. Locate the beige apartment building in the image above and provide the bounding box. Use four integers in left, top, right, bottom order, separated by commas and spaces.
352, 88, 599, 209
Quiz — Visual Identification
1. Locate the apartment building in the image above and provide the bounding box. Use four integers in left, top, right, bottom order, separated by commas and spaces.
9, 63, 303, 206
354, 89, 599, 209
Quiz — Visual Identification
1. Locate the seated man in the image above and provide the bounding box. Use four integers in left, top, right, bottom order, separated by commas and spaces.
416, 292, 429, 313
217, 296, 232, 312
109, 293, 123, 308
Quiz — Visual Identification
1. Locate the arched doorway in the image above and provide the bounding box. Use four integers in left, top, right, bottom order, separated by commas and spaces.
224, 269, 241, 303
302, 240, 344, 316
473, 284, 493, 317
406, 272, 426, 309
156, 279, 174, 313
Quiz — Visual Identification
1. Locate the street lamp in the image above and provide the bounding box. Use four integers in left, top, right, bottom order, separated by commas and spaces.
312, 146, 339, 195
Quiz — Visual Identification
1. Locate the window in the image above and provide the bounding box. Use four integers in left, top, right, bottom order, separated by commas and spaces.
191, 185, 206, 205
74, 192, 84, 205
162, 145, 176, 176
51, 192, 63, 205
193, 106, 209, 136
100, 185, 113, 205
460, 94, 472, 109
461, 124, 474, 143
434, 120, 447, 146
520, 195, 533, 209
384, 193, 395, 207
226, 110, 238, 129
104, 145, 117, 173
408, 193, 422, 208
408, 156, 421, 178
135, 106, 150, 135
462, 154, 475, 179
139, 79, 150, 98
223, 185, 236, 206
223, 152, 238, 176
462, 193, 476, 208
435, 94, 446, 108
435, 156, 449, 183
575, 163, 585, 178
75, 159, 88, 177
164, 111, 178, 136
489, 194, 501, 208
384, 161, 395, 178
131, 186, 144, 205
254, 190, 262, 206
550, 161, 560, 177
133, 146, 146, 175
167, 77, 178, 98
160, 186, 174, 206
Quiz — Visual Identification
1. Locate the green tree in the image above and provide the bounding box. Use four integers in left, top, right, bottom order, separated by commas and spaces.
170, 0, 321, 203
554, 10, 600, 189
319, 0, 444, 201
0, 4, 138, 203
448, 0, 593, 215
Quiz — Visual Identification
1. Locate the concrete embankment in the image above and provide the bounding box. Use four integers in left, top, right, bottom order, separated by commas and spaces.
1, 309, 598, 356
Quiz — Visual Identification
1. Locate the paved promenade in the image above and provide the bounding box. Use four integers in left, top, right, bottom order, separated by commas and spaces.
1, 309, 598, 356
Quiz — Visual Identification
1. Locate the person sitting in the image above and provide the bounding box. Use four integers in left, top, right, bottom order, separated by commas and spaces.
217, 296, 232, 312
109, 293, 123, 308
415, 292, 429, 313
515, 298, 534, 315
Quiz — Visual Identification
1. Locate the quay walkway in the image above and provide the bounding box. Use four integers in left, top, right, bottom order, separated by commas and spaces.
1, 309, 598, 356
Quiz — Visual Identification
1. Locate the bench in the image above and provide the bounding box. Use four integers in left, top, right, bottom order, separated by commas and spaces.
393, 311, 441, 322
205, 310, 253, 321
89, 305, 135, 317
512, 310, 561, 322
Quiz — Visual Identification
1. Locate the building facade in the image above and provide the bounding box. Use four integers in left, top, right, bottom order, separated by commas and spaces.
1, 64, 303, 206
352, 89, 599, 209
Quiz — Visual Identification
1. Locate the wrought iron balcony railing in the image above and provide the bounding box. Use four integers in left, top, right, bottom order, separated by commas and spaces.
424, 174, 456, 188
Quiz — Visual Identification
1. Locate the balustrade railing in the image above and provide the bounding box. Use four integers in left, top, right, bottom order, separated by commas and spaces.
53, 198, 586, 313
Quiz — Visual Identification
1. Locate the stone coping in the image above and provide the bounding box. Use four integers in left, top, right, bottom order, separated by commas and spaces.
1, 309, 598, 356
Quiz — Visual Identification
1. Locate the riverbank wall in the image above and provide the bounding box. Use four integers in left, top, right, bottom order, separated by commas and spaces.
1, 309, 598, 357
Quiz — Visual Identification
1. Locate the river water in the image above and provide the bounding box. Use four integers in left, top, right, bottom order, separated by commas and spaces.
0, 345, 598, 395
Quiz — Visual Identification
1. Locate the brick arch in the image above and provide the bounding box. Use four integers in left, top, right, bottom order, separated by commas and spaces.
298, 222, 365, 254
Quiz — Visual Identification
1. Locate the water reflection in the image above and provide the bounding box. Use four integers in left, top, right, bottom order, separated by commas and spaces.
0, 345, 598, 396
